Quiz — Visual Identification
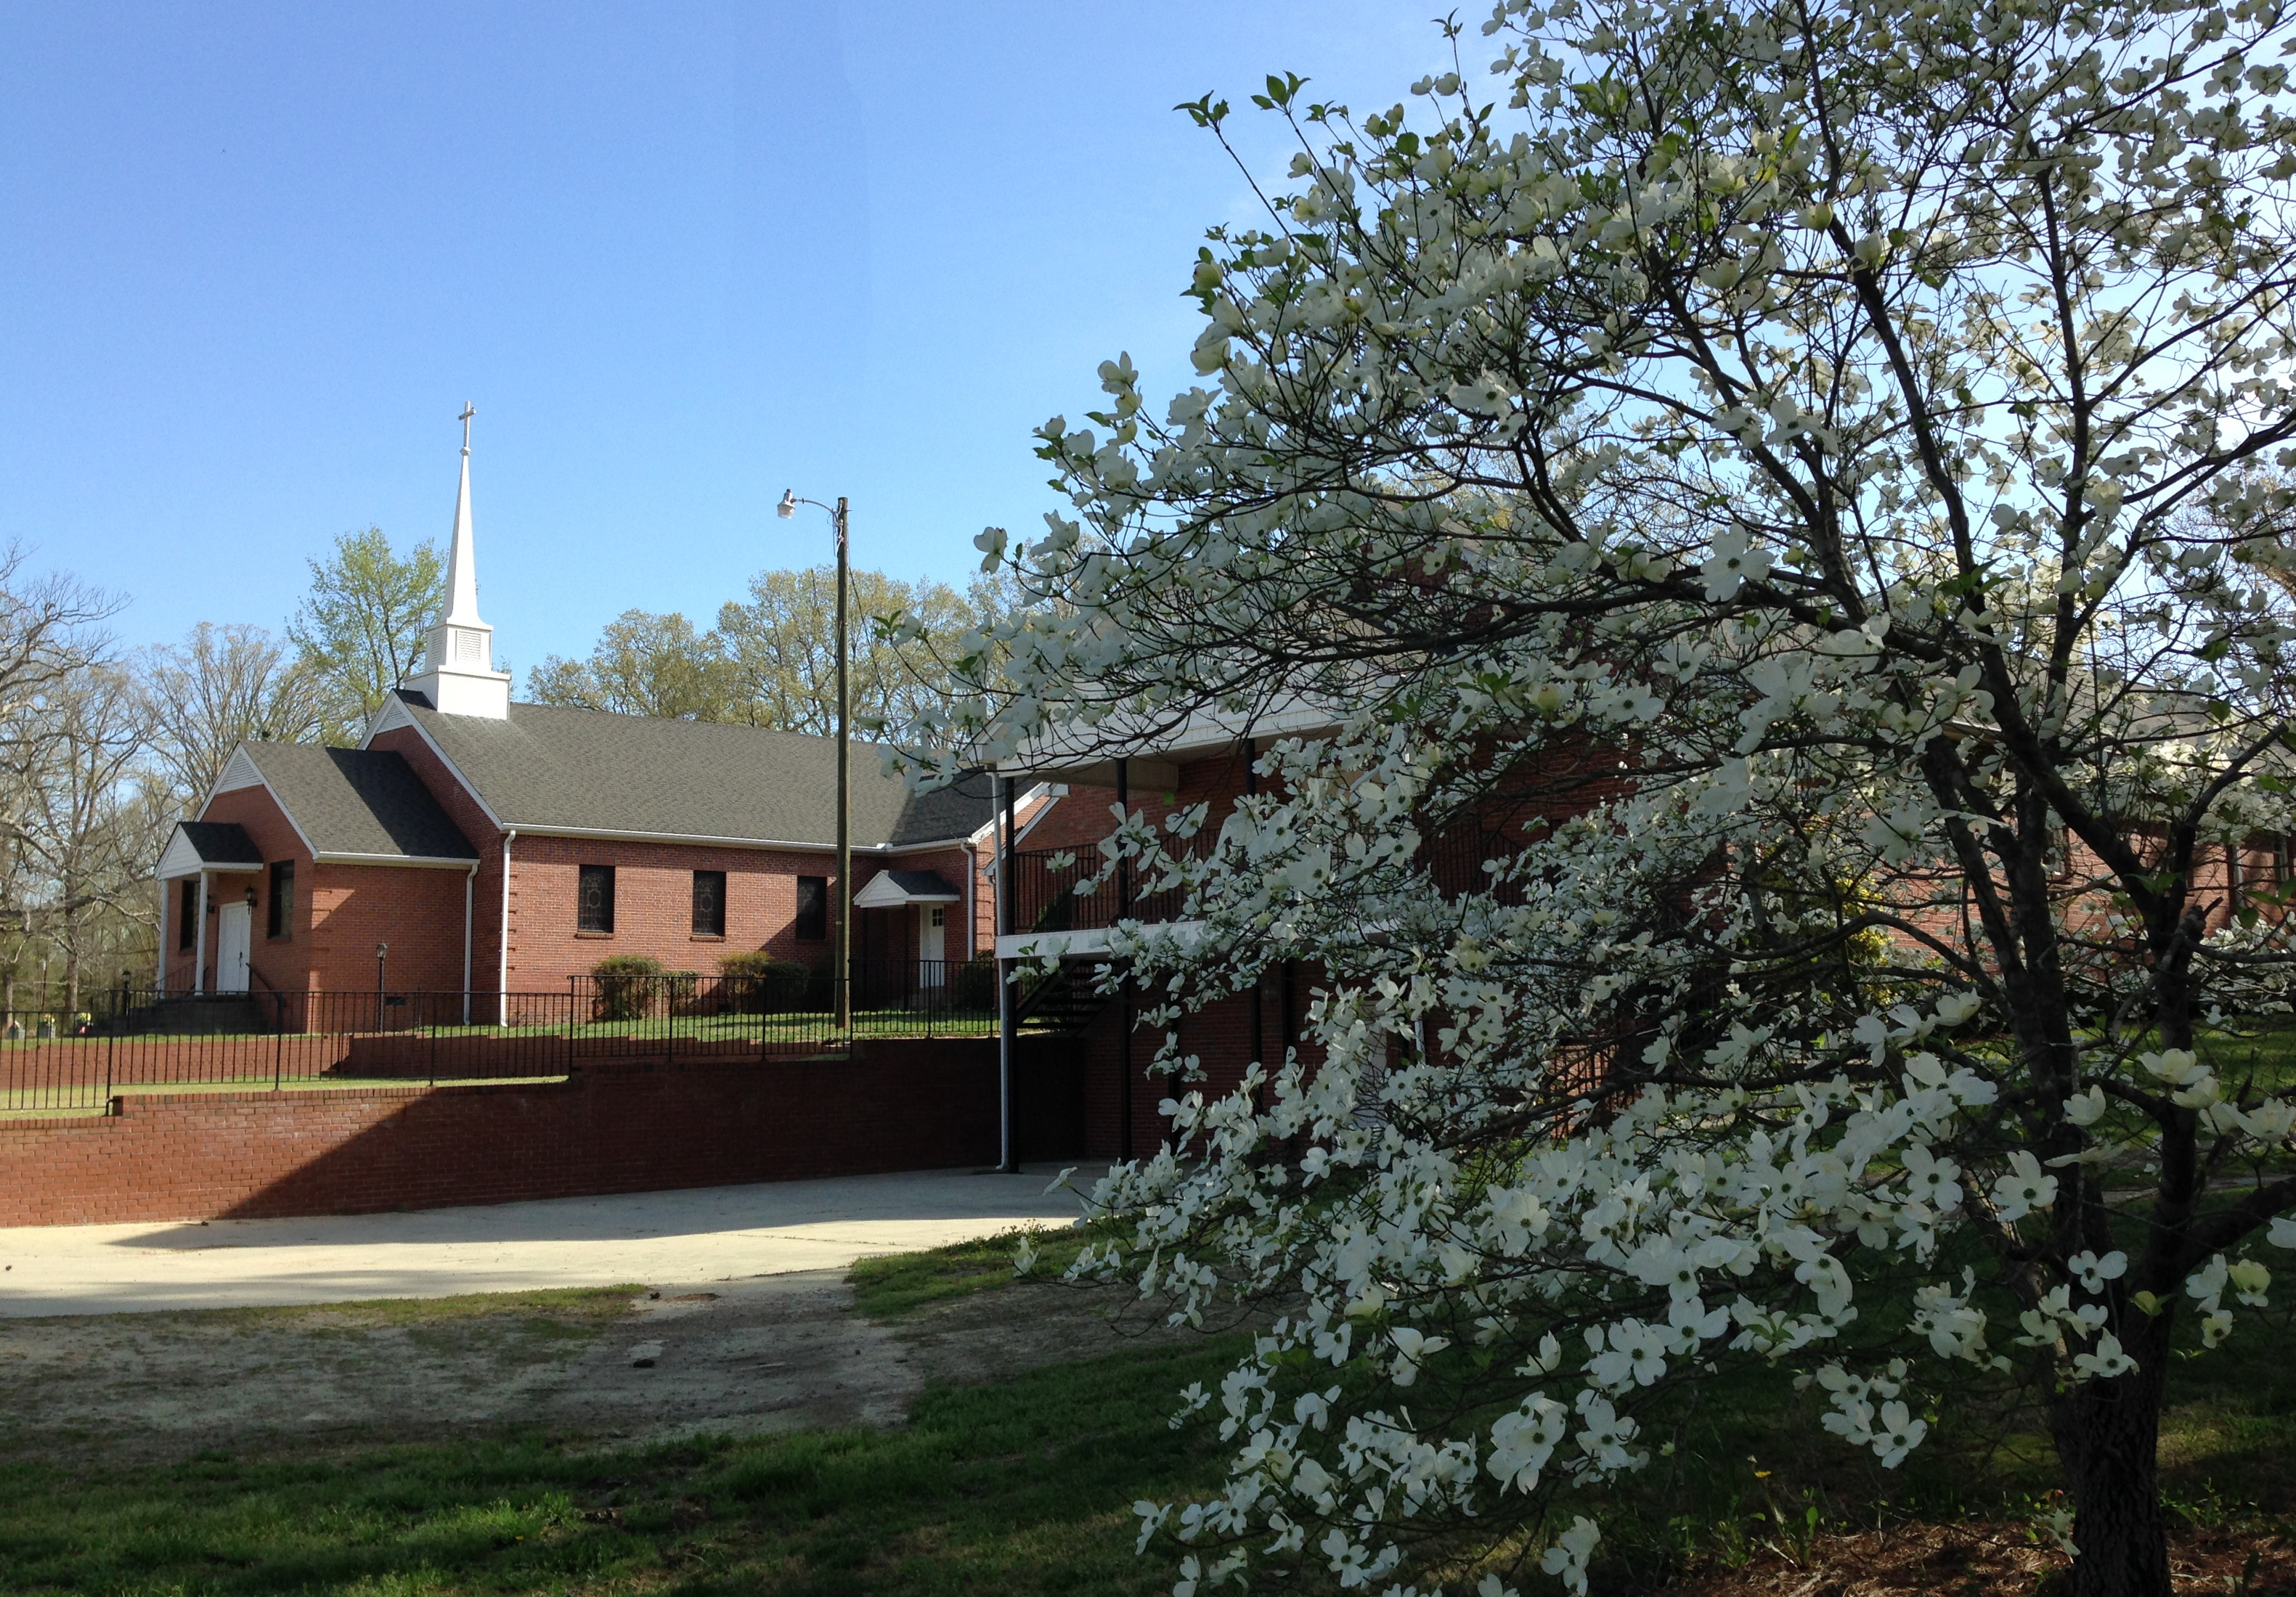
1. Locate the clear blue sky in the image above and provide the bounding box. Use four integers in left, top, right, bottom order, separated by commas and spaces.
0, 1, 1446, 672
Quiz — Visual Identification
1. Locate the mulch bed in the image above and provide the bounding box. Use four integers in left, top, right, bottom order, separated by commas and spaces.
1654, 1519, 2292, 1595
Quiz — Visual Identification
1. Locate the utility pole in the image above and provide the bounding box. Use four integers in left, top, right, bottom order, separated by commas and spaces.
778, 490, 855, 1033
835, 496, 850, 1033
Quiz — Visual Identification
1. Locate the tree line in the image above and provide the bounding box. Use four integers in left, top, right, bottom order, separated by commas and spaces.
13, 526, 988, 1015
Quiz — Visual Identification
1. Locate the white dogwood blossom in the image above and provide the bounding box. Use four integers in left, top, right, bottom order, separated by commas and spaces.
903, 1, 2296, 1593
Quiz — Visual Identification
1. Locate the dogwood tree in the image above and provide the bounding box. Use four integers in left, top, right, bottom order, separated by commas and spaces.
911, 1, 2296, 1592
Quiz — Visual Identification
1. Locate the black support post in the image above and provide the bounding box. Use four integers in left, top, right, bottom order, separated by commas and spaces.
997, 775, 1019, 1173
1244, 739, 1261, 1092
1115, 757, 1131, 1161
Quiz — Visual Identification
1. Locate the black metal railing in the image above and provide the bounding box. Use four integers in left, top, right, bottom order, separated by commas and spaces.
565, 960, 998, 1058
0, 988, 583, 1116
1009, 847, 1189, 934
1, 957, 1028, 1118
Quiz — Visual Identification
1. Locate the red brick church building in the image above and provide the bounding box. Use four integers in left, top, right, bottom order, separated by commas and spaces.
156, 427, 1054, 1016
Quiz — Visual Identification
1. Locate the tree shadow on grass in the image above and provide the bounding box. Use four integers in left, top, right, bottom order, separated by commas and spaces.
0, 1334, 1249, 1597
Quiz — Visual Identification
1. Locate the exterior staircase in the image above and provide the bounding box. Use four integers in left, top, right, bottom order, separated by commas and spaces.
1016, 958, 1117, 1036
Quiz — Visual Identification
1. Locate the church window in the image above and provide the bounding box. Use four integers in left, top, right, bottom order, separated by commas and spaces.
178, 881, 197, 951
578, 865, 616, 934
794, 875, 827, 942
267, 861, 295, 939
692, 870, 725, 936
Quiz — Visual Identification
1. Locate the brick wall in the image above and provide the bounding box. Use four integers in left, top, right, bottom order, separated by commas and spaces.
166, 783, 310, 995
0, 1037, 1088, 1227
163, 782, 475, 1000
363, 724, 1005, 990
1069, 960, 1327, 1161
306, 861, 472, 993
368, 725, 511, 993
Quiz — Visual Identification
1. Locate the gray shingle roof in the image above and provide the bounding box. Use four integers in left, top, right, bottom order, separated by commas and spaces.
176, 820, 263, 865
400, 701, 994, 849
242, 745, 478, 861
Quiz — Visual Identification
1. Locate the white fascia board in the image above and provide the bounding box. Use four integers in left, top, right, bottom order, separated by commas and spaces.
853, 875, 962, 909
208, 746, 265, 799
996, 697, 1343, 778
505, 823, 868, 852
367, 703, 506, 833
157, 827, 263, 880
312, 852, 484, 869
996, 920, 1205, 962
956, 781, 1055, 849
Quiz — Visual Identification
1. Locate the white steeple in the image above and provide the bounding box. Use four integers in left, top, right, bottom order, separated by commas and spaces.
407, 403, 512, 719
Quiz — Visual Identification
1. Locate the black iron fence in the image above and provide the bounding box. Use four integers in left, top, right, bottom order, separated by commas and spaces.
1, 959, 1011, 1116
566, 960, 997, 1055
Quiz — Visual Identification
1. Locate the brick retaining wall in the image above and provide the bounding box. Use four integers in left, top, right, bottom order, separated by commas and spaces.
0, 1037, 1085, 1227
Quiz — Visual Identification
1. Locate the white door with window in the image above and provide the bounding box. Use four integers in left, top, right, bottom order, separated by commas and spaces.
215, 902, 252, 994
917, 903, 946, 986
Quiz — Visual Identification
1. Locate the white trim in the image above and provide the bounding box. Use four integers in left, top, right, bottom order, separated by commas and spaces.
996, 696, 1341, 780
211, 746, 265, 795
853, 873, 962, 909
311, 851, 482, 868
463, 860, 478, 1025
500, 822, 987, 854
996, 921, 1206, 962
158, 826, 261, 880
497, 828, 516, 1026
965, 782, 1056, 846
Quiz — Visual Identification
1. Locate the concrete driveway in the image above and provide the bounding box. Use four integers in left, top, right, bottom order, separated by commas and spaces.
0, 1164, 1098, 1318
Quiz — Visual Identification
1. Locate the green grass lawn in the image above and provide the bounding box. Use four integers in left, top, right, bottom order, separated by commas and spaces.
0, 1214, 2288, 1595
0, 1326, 1243, 1596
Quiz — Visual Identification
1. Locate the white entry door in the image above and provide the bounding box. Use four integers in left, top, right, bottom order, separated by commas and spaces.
917, 903, 945, 986
215, 902, 252, 994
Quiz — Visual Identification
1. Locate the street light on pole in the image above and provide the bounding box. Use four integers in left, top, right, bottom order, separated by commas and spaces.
777, 489, 852, 1033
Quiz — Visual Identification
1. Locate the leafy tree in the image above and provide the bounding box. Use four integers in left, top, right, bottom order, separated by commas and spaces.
715, 565, 988, 735
287, 527, 444, 738
135, 621, 330, 801
529, 567, 1004, 735
924, 7, 2296, 1596
526, 609, 736, 721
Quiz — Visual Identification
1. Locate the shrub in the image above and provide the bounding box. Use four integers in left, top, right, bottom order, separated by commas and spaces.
952, 954, 999, 1013
719, 951, 814, 1014
590, 954, 664, 1022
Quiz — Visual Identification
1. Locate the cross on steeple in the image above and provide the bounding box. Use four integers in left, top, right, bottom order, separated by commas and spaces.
458, 401, 476, 452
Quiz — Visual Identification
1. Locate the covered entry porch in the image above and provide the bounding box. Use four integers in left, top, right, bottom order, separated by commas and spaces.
157, 822, 269, 997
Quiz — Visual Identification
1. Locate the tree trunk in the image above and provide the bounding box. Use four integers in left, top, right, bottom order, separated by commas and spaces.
2049, 1314, 2174, 1597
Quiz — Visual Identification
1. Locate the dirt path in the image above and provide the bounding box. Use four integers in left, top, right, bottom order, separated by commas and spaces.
0, 1270, 1164, 1465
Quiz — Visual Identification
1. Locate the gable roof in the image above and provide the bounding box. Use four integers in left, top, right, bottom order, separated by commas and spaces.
158, 821, 264, 879
852, 869, 963, 907
227, 744, 478, 862
380, 698, 995, 850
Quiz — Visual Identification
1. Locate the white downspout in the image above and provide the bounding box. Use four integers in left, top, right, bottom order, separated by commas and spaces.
963, 842, 976, 960
192, 871, 210, 996
462, 859, 479, 1025
496, 829, 516, 1026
